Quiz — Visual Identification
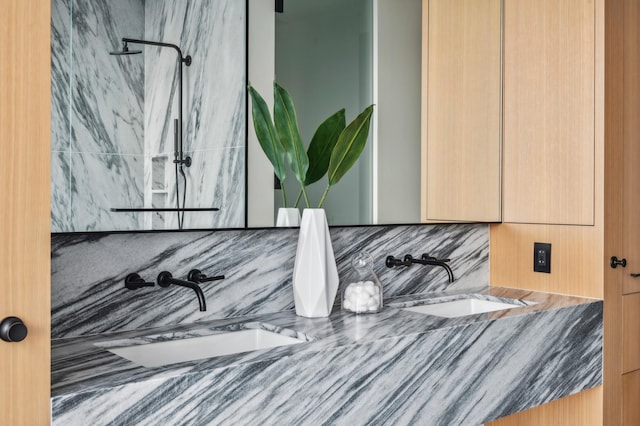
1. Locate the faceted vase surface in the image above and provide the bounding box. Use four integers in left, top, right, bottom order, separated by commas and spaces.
292, 209, 339, 317
276, 208, 301, 227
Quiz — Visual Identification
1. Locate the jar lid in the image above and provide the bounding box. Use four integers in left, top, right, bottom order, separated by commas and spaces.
352, 251, 374, 273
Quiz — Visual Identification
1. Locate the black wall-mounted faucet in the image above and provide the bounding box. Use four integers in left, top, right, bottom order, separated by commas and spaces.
157, 271, 207, 311
187, 269, 225, 284
405, 254, 455, 283
386, 254, 455, 283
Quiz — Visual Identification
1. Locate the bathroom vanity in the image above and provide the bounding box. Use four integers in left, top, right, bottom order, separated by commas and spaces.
51, 286, 602, 425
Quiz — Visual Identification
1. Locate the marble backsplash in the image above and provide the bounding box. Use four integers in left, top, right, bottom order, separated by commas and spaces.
51, 223, 489, 339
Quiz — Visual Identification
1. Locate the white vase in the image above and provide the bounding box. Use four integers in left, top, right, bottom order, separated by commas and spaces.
292, 209, 339, 318
276, 208, 301, 227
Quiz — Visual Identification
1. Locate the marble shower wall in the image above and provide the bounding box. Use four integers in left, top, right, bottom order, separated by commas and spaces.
143, 1, 246, 230
51, 223, 489, 338
51, 0, 246, 232
51, 0, 146, 232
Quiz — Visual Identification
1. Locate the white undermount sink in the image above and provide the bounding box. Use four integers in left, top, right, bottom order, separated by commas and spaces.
106, 329, 306, 368
402, 298, 524, 318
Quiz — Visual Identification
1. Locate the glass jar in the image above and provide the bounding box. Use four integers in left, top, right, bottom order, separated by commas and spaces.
342, 251, 383, 314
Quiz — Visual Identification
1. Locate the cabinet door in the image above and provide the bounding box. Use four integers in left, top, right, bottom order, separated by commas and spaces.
502, 0, 595, 225
422, 0, 501, 222
0, 1, 51, 424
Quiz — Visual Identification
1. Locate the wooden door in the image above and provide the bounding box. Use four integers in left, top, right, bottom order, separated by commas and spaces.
622, 0, 640, 296
0, 1, 52, 424
620, 1, 640, 423
602, 0, 640, 423
422, 0, 502, 222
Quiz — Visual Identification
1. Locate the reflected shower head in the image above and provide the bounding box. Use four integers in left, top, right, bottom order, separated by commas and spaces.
110, 42, 142, 56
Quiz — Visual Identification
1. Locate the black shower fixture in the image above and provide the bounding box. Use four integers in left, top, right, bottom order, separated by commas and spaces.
110, 37, 192, 229
109, 41, 142, 55
111, 37, 192, 168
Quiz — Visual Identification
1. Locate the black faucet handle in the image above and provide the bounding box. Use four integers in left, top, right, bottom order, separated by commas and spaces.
157, 271, 173, 287
125, 273, 155, 290
421, 254, 450, 263
386, 255, 411, 268
187, 269, 225, 283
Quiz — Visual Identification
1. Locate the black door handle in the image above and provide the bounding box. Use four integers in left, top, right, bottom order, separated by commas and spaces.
611, 256, 627, 268
0, 317, 27, 342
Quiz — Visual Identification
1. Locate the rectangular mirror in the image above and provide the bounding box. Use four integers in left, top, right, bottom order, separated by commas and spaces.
51, 0, 423, 232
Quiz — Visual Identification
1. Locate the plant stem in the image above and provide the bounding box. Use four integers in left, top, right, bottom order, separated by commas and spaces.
318, 185, 331, 208
281, 185, 287, 207
293, 189, 302, 208
301, 186, 311, 208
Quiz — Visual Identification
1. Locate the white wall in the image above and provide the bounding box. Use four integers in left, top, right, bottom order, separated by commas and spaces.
274, 0, 373, 226
247, 0, 276, 227
375, 0, 422, 224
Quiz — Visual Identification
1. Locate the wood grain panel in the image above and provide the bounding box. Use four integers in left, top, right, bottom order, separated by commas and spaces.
0, 1, 51, 424
604, 0, 632, 423
486, 386, 603, 426
424, 0, 501, 222
489, 223, 603, 299
623, 293, 640, 374
503, 0, 595, 225
621, 0, 640, 295
623, 370, 640, 425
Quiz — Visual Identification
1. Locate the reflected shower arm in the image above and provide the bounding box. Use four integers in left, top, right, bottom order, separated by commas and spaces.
121, 38, 191, 65
121, 37, 192, 168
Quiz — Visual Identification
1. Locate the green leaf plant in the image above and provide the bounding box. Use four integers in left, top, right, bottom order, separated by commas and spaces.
320, 104, 375, 208
273, 82, 310, 207
247, 85, 288, 206
248, 82, 374, 209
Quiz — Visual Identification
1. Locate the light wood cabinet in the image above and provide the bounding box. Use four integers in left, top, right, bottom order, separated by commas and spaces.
502, 0, 595, 225
423, 0, 596, 225
421, 0, 502, 222
487, 387, 602, 426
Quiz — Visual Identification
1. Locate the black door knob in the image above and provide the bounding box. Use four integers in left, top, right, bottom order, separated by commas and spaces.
610, 256, 627, 269
1, 317, 28, 342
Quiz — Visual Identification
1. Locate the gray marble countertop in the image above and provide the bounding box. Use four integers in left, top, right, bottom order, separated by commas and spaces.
51, 285, 599, 399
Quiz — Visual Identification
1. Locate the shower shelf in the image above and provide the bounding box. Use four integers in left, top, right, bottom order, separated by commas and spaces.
111, 208, 220, 212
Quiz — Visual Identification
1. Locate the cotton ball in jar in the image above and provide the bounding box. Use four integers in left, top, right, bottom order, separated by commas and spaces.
343, 281, 382, 313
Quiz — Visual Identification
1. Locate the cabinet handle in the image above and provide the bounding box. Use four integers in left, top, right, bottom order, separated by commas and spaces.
0, 317, 28, 342
610, 256, 627, 268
